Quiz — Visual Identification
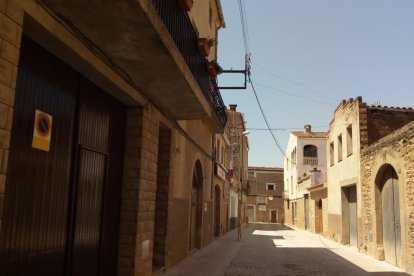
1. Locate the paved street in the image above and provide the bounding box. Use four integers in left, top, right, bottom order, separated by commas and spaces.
165, 223, 410, 276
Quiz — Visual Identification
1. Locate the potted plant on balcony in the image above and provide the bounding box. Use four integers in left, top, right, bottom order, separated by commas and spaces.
197, 38, 215, 56
178, 0, 193, 11
207, 61, 223, 80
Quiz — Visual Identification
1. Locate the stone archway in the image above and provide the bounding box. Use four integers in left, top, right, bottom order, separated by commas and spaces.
375, 164, 401, 267
189, 160, 203, 251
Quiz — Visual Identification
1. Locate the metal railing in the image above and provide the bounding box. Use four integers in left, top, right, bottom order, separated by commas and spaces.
151, 0, 227, 128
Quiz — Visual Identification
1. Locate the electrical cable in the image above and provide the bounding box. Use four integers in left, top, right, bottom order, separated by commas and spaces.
248, 75, 289, 161
252, 61, 339, 102
252, 81, 336, 106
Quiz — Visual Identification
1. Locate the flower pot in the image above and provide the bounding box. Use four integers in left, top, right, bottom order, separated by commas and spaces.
197, 38, 210, 56
208, 61, 217, 80
178, 0, 193, 11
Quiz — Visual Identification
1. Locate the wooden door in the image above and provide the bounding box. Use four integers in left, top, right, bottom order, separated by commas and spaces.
382, 167, 401, 267
189, 176, 198, 250
305, 195, 310, 229
214, 186, 221, 236
271, 211, 277, 223
348, 186, 357, 247
315, 200, 323, 234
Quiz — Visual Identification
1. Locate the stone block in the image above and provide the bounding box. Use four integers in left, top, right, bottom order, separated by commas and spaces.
0, 39, 19, 65
0, 129, 10, 148
1, 149, 7, 173
0, 0, 6, 12
6, 0, 23, 25
0, 57, 12, 86
0, 12, 17, 44
0, 173, 5, 193
10, 64, 17, 88
0, 83, 13, 105
6, 106, 12, 130
0, 102, 7, 128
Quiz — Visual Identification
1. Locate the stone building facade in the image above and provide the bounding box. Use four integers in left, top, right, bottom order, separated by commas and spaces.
327, 97, 414, 251
360, 121, 414, 273
247, 167, 284, 223
0, 1, 228, 275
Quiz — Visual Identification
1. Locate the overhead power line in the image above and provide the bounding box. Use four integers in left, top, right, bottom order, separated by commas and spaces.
252, 81, 335, 106
252, 61, 339, 102
238, 0, 251, 55
248, 75, 289, 161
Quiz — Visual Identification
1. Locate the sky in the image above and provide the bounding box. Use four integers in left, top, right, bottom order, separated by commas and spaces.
217, 0, 414, 167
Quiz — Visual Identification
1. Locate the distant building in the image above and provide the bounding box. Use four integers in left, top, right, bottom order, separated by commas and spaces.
247, 167, 284, 223
283, 125, 327, 230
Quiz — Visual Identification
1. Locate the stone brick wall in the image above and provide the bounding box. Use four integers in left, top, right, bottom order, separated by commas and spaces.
118, 106, 160, 276
0, 0, 23, 233
360, 121, 414, 273
295, 198, 305, 229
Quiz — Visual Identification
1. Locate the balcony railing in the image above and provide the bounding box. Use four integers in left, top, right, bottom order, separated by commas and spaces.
303, 157, 318, 166
151, 0, 227, 128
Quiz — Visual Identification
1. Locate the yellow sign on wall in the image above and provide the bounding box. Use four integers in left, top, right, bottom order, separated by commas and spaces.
32, 110, 52, 151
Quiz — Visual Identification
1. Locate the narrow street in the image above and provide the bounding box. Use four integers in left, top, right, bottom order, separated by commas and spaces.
165, 223, 409, 276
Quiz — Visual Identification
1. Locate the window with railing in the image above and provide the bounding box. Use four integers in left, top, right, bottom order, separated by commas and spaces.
303, 145, 318, 165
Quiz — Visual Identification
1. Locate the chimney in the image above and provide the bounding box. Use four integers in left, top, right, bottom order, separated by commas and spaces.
304, 124, 311, 133
229, 104, 237, 112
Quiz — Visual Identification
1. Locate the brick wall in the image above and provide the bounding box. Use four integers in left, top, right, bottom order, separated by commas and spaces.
360, 121, 414, 273
366, 107, 414, 146
118, 106, 160, 276
0, 0, 23, 232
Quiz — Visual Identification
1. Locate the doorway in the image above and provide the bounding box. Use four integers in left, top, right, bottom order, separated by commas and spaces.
315, 199, 323, 234
342, 185, 357, 246
0, 36, 125, 275
377, 165, 401, 267
214, 185, 221, 236
304, 194, 310, 229
189, 161, 203, 251
270, 210, 277, 223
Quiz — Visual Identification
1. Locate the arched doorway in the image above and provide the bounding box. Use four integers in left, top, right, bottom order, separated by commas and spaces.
214, 185, 221, 237
376, 164, 401, 267
189, 161, 203, 251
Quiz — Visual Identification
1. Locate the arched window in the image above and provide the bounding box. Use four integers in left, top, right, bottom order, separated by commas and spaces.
304, 145, 318, 158
303, 145, 318, 165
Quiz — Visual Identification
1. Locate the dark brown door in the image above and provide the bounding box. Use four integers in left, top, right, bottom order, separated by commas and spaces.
0, 36, 125, 276
0, 36, 78, 276
382, 166, 401, 267
271, 211, 277, 223
190, 175, 198, 250
315, 200, 323, 234
214, 186, 221, 236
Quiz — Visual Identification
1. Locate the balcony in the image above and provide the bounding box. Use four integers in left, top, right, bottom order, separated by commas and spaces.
303, 157, 318, 166
41, 0, 227, 132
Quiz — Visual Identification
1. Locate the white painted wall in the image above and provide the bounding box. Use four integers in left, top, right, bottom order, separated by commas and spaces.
284, 131, 327, 201
327, 103, 361, 215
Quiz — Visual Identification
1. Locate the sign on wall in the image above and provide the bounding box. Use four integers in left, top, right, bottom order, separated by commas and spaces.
258, 205, 266, 211
32, 110, 53, 152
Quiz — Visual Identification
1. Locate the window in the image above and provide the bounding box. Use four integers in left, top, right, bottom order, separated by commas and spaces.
338, 134, 343, 162
303, 145, 318, 165
347, 125, 353, 156
303, 145, 318, 157
290, 176, 293, 194
266, 183, 276, 190
330, 142, 334, 166
248, 171, 255, 178
216, 139, 220, 162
